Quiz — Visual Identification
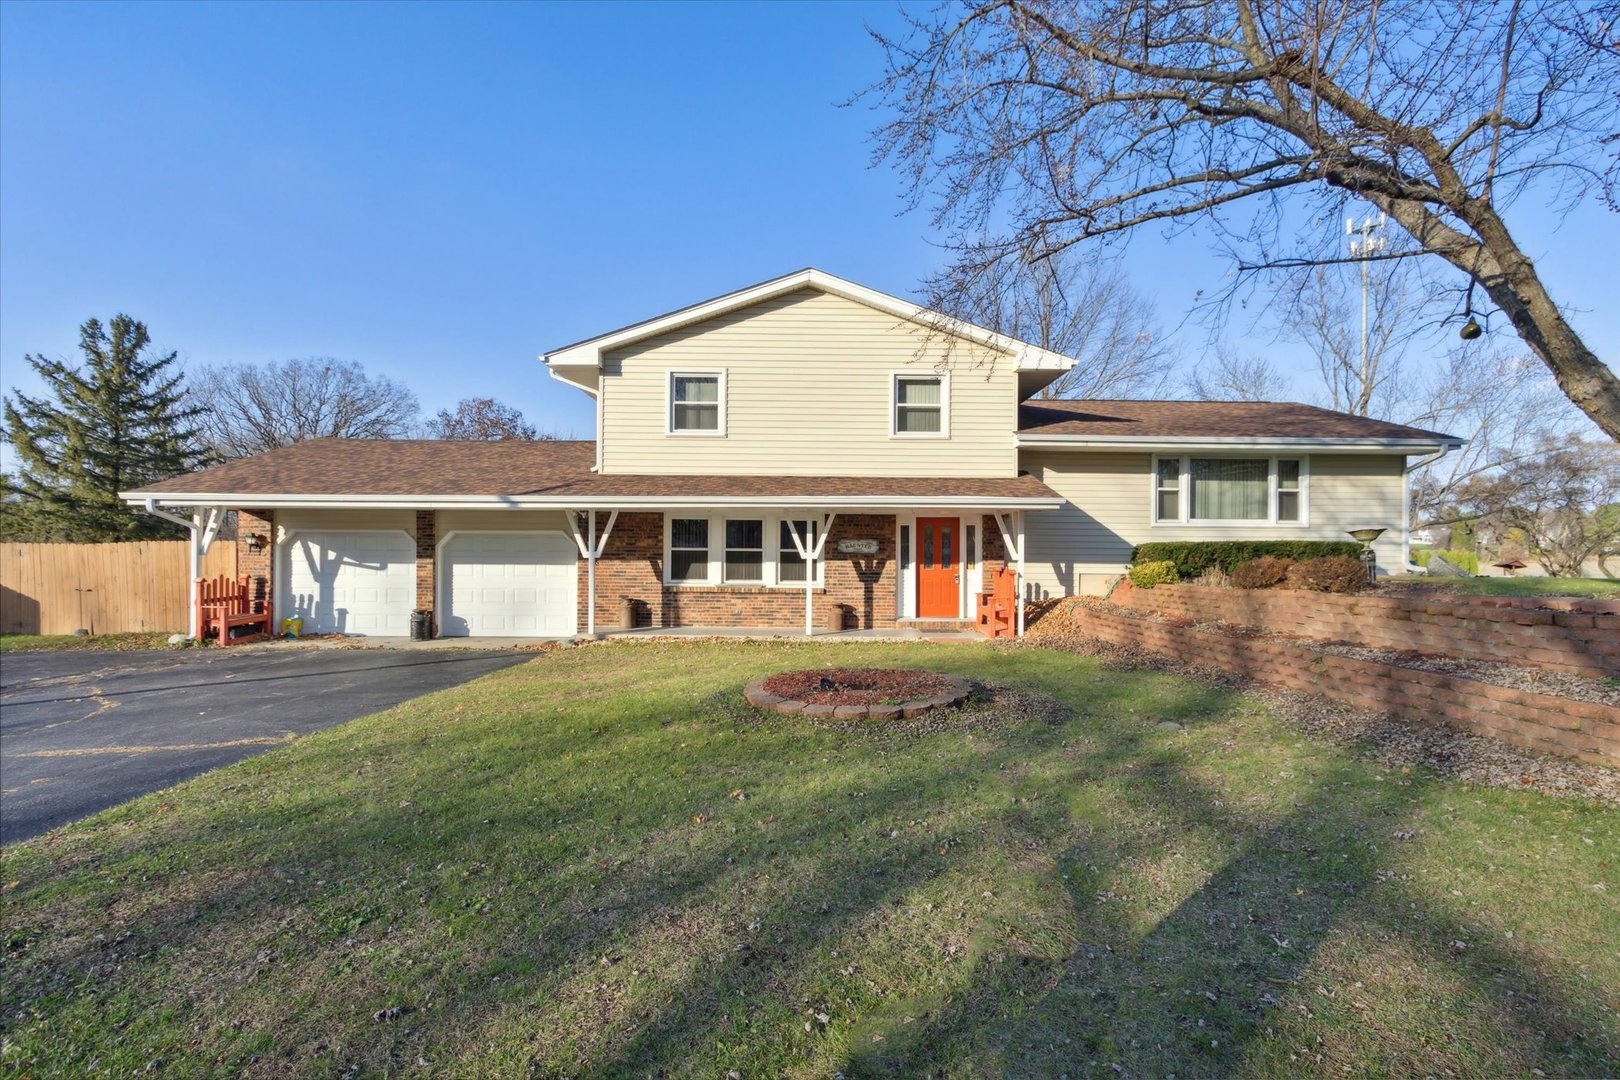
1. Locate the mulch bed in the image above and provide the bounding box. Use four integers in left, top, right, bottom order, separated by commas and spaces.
760, 668, 960, 707
719, 681, 1071, 737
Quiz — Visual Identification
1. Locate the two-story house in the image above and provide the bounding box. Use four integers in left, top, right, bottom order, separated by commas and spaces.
124, 269, 1461, 639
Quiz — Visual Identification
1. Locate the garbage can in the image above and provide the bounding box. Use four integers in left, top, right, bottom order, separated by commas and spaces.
410, 609, 433, 641
618, 596, 636, 631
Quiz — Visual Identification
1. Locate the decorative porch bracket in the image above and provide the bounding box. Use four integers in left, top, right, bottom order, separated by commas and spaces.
784, 512, 837, 636
564, 509, 619, 637
142, 501, 226, 639
992, 511, 1028, 637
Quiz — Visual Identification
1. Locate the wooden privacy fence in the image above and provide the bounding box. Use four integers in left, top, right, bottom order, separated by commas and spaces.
0, 541, 238, 635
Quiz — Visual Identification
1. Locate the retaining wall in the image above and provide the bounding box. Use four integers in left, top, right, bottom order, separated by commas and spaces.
1067, 603, 1620, 766
1110, 581, 1620, 678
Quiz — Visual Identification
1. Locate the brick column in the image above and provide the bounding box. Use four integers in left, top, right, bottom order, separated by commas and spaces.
237, 509, 274, 608
415, 510, 436, 636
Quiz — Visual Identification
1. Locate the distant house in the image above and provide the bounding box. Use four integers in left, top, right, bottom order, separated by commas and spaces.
123, 269, 1461, 638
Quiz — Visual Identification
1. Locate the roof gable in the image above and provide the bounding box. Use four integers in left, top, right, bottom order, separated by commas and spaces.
543, 268, 1076, 375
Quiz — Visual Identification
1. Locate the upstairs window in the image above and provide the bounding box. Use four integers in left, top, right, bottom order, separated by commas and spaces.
893, 374, 947, 436
669, 372, 723, 434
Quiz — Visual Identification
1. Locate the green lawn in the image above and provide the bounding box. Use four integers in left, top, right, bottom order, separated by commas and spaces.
2, 641, 1615, 1077
1427, 577, 1620, 599
0, 631, 198, 652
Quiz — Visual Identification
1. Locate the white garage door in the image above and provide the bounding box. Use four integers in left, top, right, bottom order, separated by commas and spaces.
441, 531, 577, 638
284, 531, 416, 636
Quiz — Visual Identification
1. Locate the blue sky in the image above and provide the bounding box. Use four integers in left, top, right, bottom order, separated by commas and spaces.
2, 0, 1615, 441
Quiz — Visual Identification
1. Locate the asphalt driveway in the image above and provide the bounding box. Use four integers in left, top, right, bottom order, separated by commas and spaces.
0, 646, 531, 844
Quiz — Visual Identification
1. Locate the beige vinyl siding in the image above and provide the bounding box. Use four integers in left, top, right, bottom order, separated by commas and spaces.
599, 288, 1017, 476
436, 510, 571, 535
1020, 450, 1407, 597
277, 509, 415, 538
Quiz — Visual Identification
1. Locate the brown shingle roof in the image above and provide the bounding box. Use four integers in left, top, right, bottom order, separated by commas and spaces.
125, 438, 1060, 503
1018, 399, 1460, 442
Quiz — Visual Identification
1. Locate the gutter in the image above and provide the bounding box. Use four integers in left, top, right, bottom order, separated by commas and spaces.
123, 493, 1066, 512
1017, 434, 1464, 453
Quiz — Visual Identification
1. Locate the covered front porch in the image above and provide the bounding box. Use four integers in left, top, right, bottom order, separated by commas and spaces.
565, 503, 1046, 639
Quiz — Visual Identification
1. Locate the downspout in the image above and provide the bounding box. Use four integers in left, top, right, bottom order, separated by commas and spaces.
1402, 445, 1456, 573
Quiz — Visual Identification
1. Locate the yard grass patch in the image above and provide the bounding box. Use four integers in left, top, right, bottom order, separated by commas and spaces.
1423, 576, 1620, 599
0, 631, 198, 652
1, 640, 1614, 1077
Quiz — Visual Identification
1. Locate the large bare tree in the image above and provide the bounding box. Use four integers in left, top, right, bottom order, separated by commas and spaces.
870, 0, 1620, 438
189, 357, 418, 460
1184, 346, 1290, 402
937, 253, 1176, 398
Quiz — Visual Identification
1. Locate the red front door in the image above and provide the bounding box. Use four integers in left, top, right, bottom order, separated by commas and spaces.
916, 517, 960, 618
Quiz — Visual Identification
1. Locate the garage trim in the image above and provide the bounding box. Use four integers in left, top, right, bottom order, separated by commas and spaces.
435, 529, 580, 638
277, 528, 417, 637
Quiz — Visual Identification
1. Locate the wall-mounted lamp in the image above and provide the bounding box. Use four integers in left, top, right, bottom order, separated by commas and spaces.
245, 533, 267, 554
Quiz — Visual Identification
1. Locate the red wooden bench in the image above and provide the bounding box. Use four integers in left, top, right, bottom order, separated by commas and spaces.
194, 574, 274, 645
975, 567, 1018, 639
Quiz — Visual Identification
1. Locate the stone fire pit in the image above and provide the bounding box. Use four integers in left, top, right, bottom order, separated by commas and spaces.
743, 668, 972, 720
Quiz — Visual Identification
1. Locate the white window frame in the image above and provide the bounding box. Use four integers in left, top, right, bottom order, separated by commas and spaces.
890, 371, 950, 439
1149, 454, 1310, 527
775, 517, 822, 586
721, 517, 766, 586
662, 512, 825, 587
666, 369, 727, 437
666, 516, 714, 583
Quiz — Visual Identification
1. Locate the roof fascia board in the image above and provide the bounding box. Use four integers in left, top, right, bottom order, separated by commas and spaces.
544, 269, 1075, 373
123, 492, 1064, 511
1016, 435, 1464, 452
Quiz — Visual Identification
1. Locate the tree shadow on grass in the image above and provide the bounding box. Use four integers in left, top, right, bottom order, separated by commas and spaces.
5, 647, 1610, 1077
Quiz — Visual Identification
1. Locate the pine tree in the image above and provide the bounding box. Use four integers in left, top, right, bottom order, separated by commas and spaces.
2, 315, 207, 541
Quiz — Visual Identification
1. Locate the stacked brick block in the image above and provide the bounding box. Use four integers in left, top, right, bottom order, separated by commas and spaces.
236, 510, 274, 607
414, 510, 436, 633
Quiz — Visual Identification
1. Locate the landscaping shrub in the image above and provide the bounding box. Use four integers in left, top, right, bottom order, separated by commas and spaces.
1229, 555, 1295, 589
1127, 560, 1180, 589
1133, 540, 1362, 577
1285, 555, 1368, 593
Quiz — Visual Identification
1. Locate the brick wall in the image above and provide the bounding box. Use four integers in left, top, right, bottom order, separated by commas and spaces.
1066, 604, 1619, 766
414, 511, 436, 635
1111, 581, 1620, 678
579, 512, 899, 631
237, 510, 274, 607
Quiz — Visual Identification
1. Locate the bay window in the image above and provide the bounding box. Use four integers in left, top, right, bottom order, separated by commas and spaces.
1153, 456, 1307, 524
664, 514, 825, 586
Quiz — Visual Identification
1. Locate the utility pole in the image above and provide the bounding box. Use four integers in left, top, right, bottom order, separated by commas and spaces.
1346, 211, 1387, 384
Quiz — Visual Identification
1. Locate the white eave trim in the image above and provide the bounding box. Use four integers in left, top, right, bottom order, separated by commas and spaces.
1016, 434, 1465, 453
542, 268, 1075, 373
122, 491, 1064, 512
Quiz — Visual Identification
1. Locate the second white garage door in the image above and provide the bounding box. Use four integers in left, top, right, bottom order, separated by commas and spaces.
283, 530, 416, 636
440, 531, 577, 637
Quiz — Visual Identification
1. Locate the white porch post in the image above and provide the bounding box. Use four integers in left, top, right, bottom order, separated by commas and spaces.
565, 509, 619, 638
786, 513, 837, 636
587, 510, 596, 637
142, 502, 221, 639
1016, 510, 1027, 638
